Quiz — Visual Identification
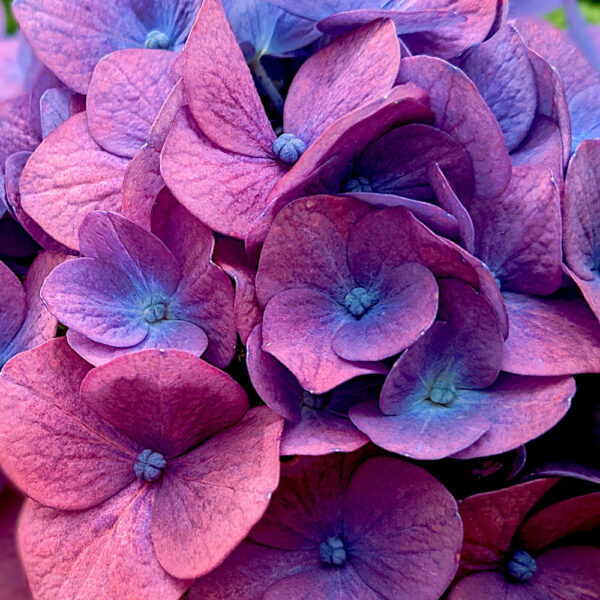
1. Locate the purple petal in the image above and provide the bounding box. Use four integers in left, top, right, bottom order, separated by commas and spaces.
502, 291, 600, 375
0, 338, 138, 510
569, 85, 600, 152
452, 374, 574, 459
344, 457, 462, 600
183, 0, 275, 155
42, 258, 150, 347
0, 260, 26, 352
87, 49, 176, 157
66, 320, 209, 367
471, 163, 562, 295
563, 139, 600, 281
80, 348, 249, 457
0, 95, 39, 169
331, 262, 438, 362
285, 19, 399, 146
397, 55, 511, 202
459, 25, 537, 152
19, 112, 128, 251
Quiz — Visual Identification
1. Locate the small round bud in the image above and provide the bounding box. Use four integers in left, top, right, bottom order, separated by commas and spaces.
320, 536, 347, 566
134, 449, 167, 483
145, 30, 171, 50
272, 133, 306, 165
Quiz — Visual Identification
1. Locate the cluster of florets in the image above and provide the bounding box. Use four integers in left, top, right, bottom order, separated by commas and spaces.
0, 0, 599, 598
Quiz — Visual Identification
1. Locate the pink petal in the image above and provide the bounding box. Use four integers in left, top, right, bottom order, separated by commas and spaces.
263, 287, 385, 394
19, 112, 128, 251
0, 95, 39, 168
151, 407, 283, 579
18, 487, 188, 600
160, 108, 285, 238
518, 492, 600, 553
80, 348, 248, 458
344, 457, 462, 600
457, 478, 558, 577
0, 338, 138, 510
502, 291, 600, 375
183, 0, 275, 156
285, 19, 399, 146
87, 49, 176, 157
0, 260, 26, 351
452, 374, 574, 459
397, 55, 511, 202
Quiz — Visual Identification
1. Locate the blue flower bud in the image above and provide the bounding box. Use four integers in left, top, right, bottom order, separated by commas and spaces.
134, 449, 167, 482
320, 537, 347, 566
272, 133, 306, 165
145, 30, 171, 50
344, 287, 377, 318
342, 176, 373, 193
429, 380, 457, 406
506, 550, 537, 582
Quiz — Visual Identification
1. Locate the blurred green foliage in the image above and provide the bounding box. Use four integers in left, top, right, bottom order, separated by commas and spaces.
2, 0, 17, 34
548, 1, 600, 28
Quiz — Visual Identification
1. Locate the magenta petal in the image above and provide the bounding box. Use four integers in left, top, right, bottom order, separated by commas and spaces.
518, 492, 600, 552
281, 408, 369, 457
344, 458, 462, 600
183, 0, 275, 156
458, 25, 537, 152
19, 113, 128, 251
397, 55, 511, 202
18, 488, 187, 600
87, 49, 176, 157
78, 210, 181, 295
189, 541, 317, 600
0, 338, 138, 510
457, 478, 558, 576
452, 374, 574, 459
0, 488, 31, 600
345, 191, 461, 239
214, 238, 261, 345
502, 291, 600, 375
350, 397, 489, 460
471, 163, 562, 295
263, 563, 384, 600
447, 571, 537, 600
0, 260, 26, 351
263, 287, 383, 394
347, 206, 479, 286
0, 251, 63, 364
41, 258, 150, 347
257, 195, 369, 305
151, 407, 283, 579
161, 108, 285, 239
0, 95, 39, 169
563, 139, 600, 281
285, 19, 399, 146
332, 262, 438, 362
80, 349, 249, 458
358, 122, 474, 203
67, 320, 209, 367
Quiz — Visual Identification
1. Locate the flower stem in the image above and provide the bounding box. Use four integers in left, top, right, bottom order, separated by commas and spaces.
249, 57, 284, 114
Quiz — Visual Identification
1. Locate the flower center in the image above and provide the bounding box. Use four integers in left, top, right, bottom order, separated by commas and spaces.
134, 449, 166, 482
342, 176, 373, 193
319, 536, 347, 566
344, 287, 377, 318
145, 30, 171, 50
429, 380, 457, 406
506, 550, 537, 582
302, 390, 327, 410
143, 300, 167, 323
272, 133, 306, 165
